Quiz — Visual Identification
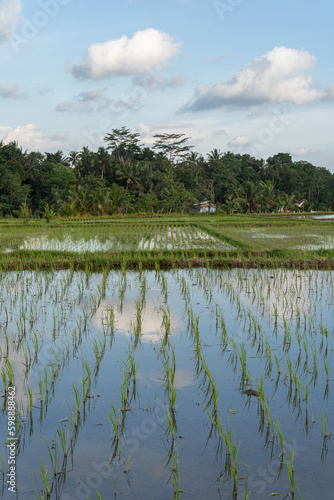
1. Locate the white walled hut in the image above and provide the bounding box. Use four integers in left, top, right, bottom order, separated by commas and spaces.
193, 201, 217, 213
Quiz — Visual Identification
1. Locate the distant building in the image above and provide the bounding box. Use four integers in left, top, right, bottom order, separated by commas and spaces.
193, 201, 217, 213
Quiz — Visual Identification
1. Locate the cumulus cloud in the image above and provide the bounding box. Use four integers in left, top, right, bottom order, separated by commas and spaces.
228, 136, 252, 148
0, 82, 26, 98
0, 0, 22, 41
69, 28, 182, 79
293, 148, 317, 157
0, 124, 65, 150
183, 47, 334, 111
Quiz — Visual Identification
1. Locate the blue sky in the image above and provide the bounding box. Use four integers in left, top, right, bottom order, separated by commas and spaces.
1, 0, 334, 170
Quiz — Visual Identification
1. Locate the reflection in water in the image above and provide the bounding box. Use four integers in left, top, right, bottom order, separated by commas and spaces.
93, 298, 183, 343
2, 226, 234, 253
0, 268, 333, 499
294, 234, 334, 250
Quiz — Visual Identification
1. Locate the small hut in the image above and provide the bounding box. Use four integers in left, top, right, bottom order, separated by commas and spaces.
193, 201, 217, 214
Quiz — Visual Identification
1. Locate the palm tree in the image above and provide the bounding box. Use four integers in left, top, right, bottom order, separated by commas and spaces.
226, 181, 242, 202
207, 148, 223, 162
91, 188, 113, 216
45, 150, 67, 165
67, 151, 80, 171
110, 183, 133, 213
277, 193, 296, 213
72, 186, 92, 215
237, 181, 261, 213
260, 180, 278, 212
95, 147, 110, 180
116, 160, 140, 191
222, 200, 240, 214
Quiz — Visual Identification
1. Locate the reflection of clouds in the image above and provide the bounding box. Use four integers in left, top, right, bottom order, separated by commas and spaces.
137, 371, 160, 386
227, 269, 317, 321
0, 339, 30, 408
137, 368, 194, 389
93, 299, 183, 343
16, 235, 119, 253
137, 227, 233, 250
174, 369, 195, 389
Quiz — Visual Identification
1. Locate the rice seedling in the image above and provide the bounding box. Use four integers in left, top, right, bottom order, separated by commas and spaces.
109, 403, 120, 441
285, 450, 295, 498
321, 410, 330, 438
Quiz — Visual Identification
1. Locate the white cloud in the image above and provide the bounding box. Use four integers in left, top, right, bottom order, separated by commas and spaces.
0, 0, 22, 41
0, 82, 26, 98
228, 135, 252, 148
183, 47, 333, 111
0, 124, 65, 150
292, 148, 317, 157
69, 28, 182, 79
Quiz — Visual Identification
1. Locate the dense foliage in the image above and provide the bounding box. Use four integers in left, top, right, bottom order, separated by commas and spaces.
1, 127, 333, 217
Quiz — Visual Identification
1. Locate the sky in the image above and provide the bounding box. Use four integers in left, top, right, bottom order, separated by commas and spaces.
0, 0, 334, 170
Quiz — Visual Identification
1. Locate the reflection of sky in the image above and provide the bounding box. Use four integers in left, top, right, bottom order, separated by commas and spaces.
1, 228, 234, 254
216, 269, 311, 323
0, 338, 30, 407
137, 368, 194, 389
294, 235, 334, 250
137, 227, 233, 251
93, 298, 183, 343
0, 268, 333, 499
17, 235, 118, 252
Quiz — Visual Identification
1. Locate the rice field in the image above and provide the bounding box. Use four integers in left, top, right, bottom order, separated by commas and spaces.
0, 265, 333, 499
0, 222, 233, 254
205, 222, 334, 252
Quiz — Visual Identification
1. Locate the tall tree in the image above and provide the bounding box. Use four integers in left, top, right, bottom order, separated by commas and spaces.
104, 127, 141, 162
152, 133, 193, 163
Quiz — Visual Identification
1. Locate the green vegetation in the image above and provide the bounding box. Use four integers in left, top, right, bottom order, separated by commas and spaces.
0, 213, 333, 271
1, 128, 334, 219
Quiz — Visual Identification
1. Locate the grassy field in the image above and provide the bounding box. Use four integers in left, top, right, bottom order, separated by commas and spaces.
0, 213, 333, 270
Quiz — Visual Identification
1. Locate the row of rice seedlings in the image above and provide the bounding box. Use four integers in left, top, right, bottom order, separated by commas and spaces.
127, 223, 148, 250
30, 331, 111, 498
161, 347, 177, 413
182, 225, 195, 252
188, 225, 217, 251
187, 267, 332, 480
214, 419, 248, 499
183, 306, 219, 422
0, 270, 113, 472
120, 343, 138, 412
0, 266, 332, 496
137, 224, 156, 250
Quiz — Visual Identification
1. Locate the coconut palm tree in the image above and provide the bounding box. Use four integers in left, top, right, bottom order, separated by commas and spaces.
278, 193, 297, 213
260, 180, 278, 212
91, 188, 113, 216
67, 151, 80, 171
236, 181, 261, 213
116, 160, 140, 191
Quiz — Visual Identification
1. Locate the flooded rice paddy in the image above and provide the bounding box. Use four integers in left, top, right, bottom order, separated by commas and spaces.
210, 224, 334, 252
0, 267, 333, 499
0, 225, 233, 253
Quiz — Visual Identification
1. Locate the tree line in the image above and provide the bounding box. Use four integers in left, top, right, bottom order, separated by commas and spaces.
1, 127, 333, 218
